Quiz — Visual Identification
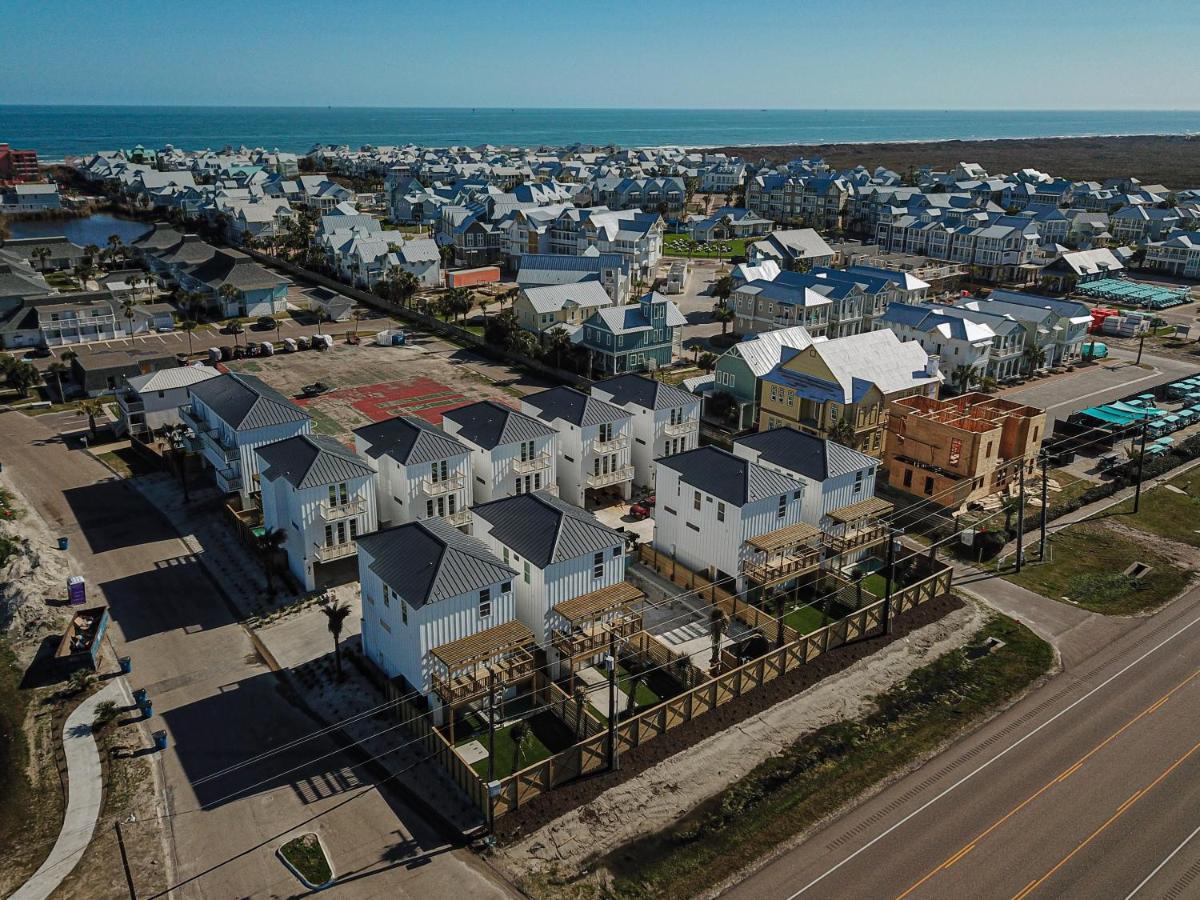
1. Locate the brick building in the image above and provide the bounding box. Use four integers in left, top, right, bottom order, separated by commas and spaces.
0, 144, 41, 182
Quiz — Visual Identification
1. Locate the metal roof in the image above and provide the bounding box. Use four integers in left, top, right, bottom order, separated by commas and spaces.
591, 373, 698, 412
126, 365, 219, 394
735, 427, 875, 482
441, 400, 555, 450
472, 491, 621, 569
188, 373, 312, 430
356, 518, 516, 610
354, 415, 469, 466
521, 280, 612, 314
657, 446, 801, 506
256, 434, 374, 490
522, 386, 629, 428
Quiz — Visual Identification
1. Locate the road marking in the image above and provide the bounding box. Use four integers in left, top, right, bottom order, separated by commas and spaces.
1011, 738, 1200, 900
894, 669, 1197, 899
941, 844, 975, 869
784, 610, 1200, 899
1124, 821, 1200, 899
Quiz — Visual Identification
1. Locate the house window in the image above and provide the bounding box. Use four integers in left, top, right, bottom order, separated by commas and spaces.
430, 460, 448, 483
502, 547, 510, 564
598, 422, 612, 443
693, 490, 701, 511
612, 546, 621, 558
383, 587, 391, 607
593, 551, 604, 579
717, 501, 725, 522
502, 581, 512, 593
523, 561, 531, 584
854, 471, 864, 494
426, 499, 435, 517
777, 495, 787, 519
478, 588, 492, 618
924, 476, 934, 496
349, 519, 358, 540
401, 601, 407, 625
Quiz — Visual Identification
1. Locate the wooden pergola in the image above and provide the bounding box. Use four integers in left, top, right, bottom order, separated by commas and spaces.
430, 619, 537, 712
742, 521, 824, 585
551, 582, 644, 674
823, 497, 894, 555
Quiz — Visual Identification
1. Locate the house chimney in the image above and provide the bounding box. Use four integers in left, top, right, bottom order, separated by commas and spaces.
925, 354, 941, 378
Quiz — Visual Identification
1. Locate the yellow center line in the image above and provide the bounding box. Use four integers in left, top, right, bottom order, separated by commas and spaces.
894, 667, 1200, 900
1010, 738, 1200, 900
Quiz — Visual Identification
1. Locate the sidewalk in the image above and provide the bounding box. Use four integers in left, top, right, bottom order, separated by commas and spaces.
12, 678, 129, 900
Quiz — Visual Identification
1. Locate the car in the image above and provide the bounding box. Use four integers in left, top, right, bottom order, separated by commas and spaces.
253, 316, 276, 331
301, 381, 331, 397
220, 322, 243, 335
25, 346, 52, 359
628, 503, 652, 520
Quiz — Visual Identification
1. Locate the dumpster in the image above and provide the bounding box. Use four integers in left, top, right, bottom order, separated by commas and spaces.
54, 606, 109, 673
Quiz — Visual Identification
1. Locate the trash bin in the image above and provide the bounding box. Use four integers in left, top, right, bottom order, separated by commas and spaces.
58, 536, 69, 551
119, 656, 132, 674
133, 688, 147, 706
154, 730, 168, 751
142, 700, 154, 719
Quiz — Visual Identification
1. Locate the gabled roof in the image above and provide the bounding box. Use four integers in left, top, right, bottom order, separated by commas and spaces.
592, 373, 697, 412
522, 386, 628, 428
356, 518, 516, 609
521, 280, 612, 314
735, 427, 875, 482
441, 400, 555, 449
658, 446, 801, 506
256, 433, 374, 490
473, 491, 620, 568
770, 330, 941, 403
722, 326, 820, 378
187, 249, 284, 292
354, 415, 468, 466
126, 365, 219, 393
587, 292, 686, 334
189, 373, 311, 430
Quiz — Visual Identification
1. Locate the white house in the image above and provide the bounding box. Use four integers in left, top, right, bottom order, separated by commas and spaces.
654, 446, 807, 590
181, 373, 313, 499
256, 434, 378, 590
590, 374, 700, 489
513, 281, 613, 336
392, 237, 442, 288
114, 365, 219, 439
470, 491, 626, 643
732, 427, 878, 528
520, 386, 634, 507
440, 400, 558, 502
354, 416, 473, 527
356, 519, 520, 700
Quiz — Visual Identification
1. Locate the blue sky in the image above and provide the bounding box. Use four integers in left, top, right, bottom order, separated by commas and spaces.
3, 0, 1198, 109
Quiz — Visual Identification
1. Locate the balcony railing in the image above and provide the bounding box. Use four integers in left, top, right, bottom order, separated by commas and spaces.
320, 497, 367, 520
422, 472, 464, 495
586, 465, 635, 489
823, 522, 888, 555
512, 453, 552, 474
444, 508, 472, 527
121, 394, 144, 412
591, 434, 629, 453
551, 615, 641, 660
742, 545, 823, 584
315, 541, 357, 562
431, 652, 536, 707
663, 418, 698, 437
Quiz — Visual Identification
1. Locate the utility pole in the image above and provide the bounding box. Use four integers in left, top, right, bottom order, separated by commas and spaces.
1134, 419, 1150, 514
1015, 462, 1026, 574
1136, 331, 1146, 365
1039, 451, 1049, 561
883, 528, 899, 636
606, 630, 618, 772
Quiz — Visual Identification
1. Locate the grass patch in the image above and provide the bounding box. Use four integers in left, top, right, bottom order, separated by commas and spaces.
1045, 468, 1095, 517
780, 604, 829, 635
462, 711, 574, 778
618, 663, 662, 710
1004, 521, 1190, 614
94, 446, 155, 479
1098, 471, 1200, 547
662, 233, 747, 259
602, 614, 1052, 900
0, 638, 32, 849
279, 833, 332, 886
305, 406, 344, 438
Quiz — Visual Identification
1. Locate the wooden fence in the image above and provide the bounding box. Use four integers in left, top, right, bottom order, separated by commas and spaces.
488, 557, 953, 818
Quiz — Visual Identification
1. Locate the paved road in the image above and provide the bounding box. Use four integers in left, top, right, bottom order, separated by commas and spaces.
723, 582, 1200, 900
0, 411, 512, 899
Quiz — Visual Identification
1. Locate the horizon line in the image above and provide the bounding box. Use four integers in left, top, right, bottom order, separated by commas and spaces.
2, 103, 1200, 113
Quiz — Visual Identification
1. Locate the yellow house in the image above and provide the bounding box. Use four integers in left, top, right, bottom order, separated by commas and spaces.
757, 330, 942, 457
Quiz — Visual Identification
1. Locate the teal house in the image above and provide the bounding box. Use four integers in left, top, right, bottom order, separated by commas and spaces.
709, 325, 819, 429
579, 291, 685, 376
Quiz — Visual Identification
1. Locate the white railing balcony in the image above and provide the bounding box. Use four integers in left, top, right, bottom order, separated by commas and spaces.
513, 453, 552, 474
320, 497, 368, 520
586, 465, 635, 489
663, 418, 698, 437
422, 472, 464, 495
444, 508, 472, 527
591, 434, 629, 453
315, 541, 357, 562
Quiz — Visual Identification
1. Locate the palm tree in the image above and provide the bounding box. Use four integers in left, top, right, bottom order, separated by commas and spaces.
256, 527, 287, 597
572, 685, 588, 739
712, 274, 734, 308
689, 344, 702, 364
509, 721, 531, 773
224, 318, 245, 349
545, 326, 572, 369
829, 416, 856, 447
713, 304, 735, 335
218, 283, 244, 320
625, 670, 645, 716
32, 246, 52, 273
1002, 493, 1024, 537
121, 296, 137, 336
951, 365, 980, 395
180, 319, 198, 356
708, 607, 728, 672
318, 594, 353, 678
106, 234, 124, 265
77, 397, 104, 438
45, 361, 69, 402
391, 270, 419, 308
83, 244, 101, 267
1022, 343, 1046, 375
772, 587, 787, 648
479, 297, 492, 319
8, 361, 41, 398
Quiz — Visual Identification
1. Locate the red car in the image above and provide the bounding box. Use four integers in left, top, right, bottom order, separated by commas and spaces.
629, 503, 652, 520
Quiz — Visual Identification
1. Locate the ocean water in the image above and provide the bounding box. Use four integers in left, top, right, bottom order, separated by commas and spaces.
3, 106, 1199, 159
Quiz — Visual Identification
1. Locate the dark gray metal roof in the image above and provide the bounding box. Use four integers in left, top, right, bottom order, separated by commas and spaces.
189, 373, 311, 430
522, 386, 628, 428
356, 518, 516, 609
354, 415, 468, 466
592, 374, 698, 412
657, 446, 801, 506
442, 400, 555, 450
472, 491, 620, 568
256, 434, 374, 490
735, 427, 875, 482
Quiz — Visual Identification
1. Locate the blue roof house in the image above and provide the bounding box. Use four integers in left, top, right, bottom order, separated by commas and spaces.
578, 291, 686, 376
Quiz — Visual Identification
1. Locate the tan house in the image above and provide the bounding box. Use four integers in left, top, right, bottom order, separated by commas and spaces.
757, 329, 942, 457
884, 392, 1045, 508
